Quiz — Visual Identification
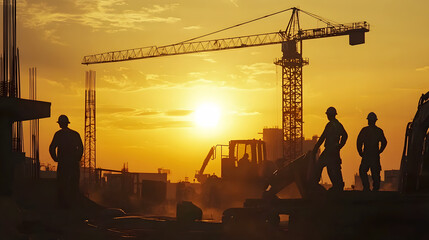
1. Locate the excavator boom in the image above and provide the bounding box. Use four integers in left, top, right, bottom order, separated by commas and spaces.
195, 147, 215, 183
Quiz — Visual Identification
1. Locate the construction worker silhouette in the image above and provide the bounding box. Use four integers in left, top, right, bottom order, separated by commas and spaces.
238, 153, 253, 179
357, 112, 387, 191
312, 107, 348, 191
238, 153, 250, 167
49, 115, 83, 208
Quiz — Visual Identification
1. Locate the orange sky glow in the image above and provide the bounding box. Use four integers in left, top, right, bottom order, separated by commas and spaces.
14, 0, 429, 187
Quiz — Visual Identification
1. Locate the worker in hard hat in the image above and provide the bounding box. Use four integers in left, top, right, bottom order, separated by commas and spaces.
312, 107, 348, 191
357, 112, 387, 191
49, 115, 83, 208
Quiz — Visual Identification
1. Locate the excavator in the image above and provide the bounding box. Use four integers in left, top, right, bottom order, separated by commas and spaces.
222, 91, 429, 239
194, 139, 276, 209
195, 140, 267, 183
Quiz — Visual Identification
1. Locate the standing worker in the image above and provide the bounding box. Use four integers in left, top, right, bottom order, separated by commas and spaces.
312, 107, 348, 191
357, 112, 387, 191
49, 115, 83, 208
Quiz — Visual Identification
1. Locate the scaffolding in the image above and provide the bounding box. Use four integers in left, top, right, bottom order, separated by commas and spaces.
82, 70, 96, 185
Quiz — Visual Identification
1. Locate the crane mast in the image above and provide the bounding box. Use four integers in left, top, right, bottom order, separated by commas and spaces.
82, 8, 369, 161
275, 8, 306, 160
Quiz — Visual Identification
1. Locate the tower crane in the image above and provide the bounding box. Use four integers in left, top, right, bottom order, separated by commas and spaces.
82, 7, 369, 161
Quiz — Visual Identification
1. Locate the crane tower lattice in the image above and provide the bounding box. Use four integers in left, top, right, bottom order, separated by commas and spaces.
82, 70, 96, 185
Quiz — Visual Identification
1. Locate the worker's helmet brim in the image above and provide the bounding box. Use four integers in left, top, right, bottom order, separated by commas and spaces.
57, 115, 70, 124
325, 107, 337, 115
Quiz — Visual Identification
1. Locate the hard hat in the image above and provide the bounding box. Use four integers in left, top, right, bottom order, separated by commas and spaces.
367, 112, 377, 121
325, 107, 337, 116
57, 115, 70, 124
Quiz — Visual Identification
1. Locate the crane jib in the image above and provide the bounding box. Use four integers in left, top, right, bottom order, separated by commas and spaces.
82, 22, 369, 65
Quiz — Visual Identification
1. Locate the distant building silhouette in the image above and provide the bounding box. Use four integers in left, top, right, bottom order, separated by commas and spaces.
263, 127, 318, 162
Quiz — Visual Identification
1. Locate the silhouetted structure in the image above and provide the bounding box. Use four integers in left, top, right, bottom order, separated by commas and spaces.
0, 0, 50, 195
92, 168, 169, 212
195, 140, 270, 209
82, 7, 369, 162
263, 127, 319, 160
49, 115, 83, 208
384, 169, 400, 190
1, 0, 23, 154
400, 91, 429, 192
357, 112, 387, 191
262, 128, 283, 161
312, 107, 348, 191
29, 67, 40, 179
82, 70, 96, 186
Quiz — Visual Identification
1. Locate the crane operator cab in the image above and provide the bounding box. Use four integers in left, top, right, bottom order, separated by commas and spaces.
221, 140, 273, 183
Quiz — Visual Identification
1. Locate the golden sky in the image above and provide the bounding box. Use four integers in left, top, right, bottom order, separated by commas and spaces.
15, 0, 428, 186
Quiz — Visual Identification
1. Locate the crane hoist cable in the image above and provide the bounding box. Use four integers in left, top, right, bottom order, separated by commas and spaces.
177, 7, 293, 44
298, 9, 342, 27
176, 8, 346, 46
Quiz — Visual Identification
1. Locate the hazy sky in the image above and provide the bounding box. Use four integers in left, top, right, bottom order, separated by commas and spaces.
14, 0, 428, 186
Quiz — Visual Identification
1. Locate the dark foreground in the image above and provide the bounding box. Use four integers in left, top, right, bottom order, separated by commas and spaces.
1, 179, 285, 240
4, 179, 429, 240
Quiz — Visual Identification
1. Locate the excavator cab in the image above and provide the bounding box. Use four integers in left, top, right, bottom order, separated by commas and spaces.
195, 139, 268, 183
221, 140, 267, 181
195, 139, 270, 209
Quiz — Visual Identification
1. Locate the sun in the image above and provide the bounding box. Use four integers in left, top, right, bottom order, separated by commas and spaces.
194, 103, 221, 128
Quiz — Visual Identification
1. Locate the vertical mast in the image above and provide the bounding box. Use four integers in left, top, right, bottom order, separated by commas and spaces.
3, 0, 9, 96
83, 71, 96, 187
275, 8, 307, 161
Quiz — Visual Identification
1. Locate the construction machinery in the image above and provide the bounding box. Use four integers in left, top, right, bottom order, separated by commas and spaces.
195, 140, 269, 183
82, 7, 370, 162
222, 91, 429, 239
194, 139, 276, 209
400, 91, 429, 193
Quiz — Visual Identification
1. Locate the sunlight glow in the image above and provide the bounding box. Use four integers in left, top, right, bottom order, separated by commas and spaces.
194, 103, 221, 128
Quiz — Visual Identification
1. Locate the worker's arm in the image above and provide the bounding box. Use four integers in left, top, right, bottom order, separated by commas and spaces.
312, 130, 326, 154
356, 129, 364, 157
76, 132, 84, 160
49, 134, 58, 162
379, 129, 387, 154
339, 124, 348, 149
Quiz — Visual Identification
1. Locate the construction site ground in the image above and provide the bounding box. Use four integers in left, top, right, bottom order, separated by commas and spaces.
1, 178, 289, 239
